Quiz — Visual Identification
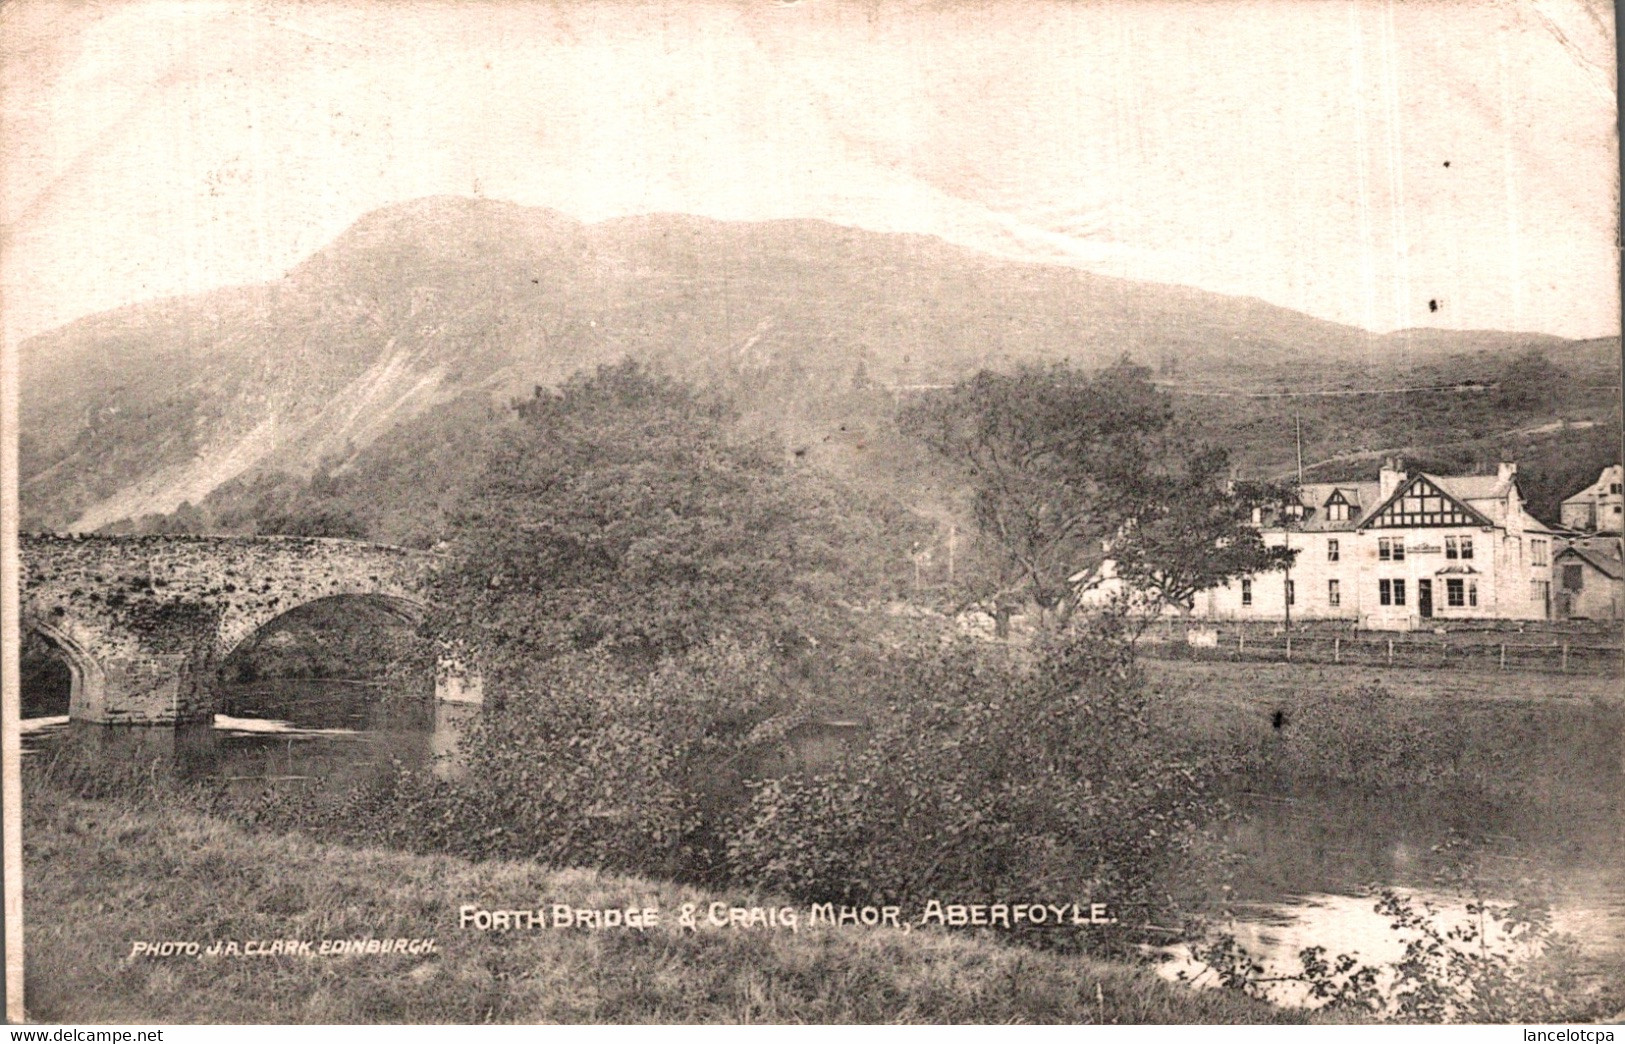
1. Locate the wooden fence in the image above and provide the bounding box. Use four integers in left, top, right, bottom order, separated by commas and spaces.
1138, 628, 1623, 677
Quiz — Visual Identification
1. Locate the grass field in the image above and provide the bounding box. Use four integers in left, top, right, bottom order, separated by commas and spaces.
1143, 656, 1624, 708
21, 779, 1306, 1025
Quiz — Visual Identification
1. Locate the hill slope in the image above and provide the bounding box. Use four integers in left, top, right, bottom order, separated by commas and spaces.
17, 195, 1579, 531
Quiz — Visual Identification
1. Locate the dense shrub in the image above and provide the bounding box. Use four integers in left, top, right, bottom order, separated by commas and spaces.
206, 640, 787, 882
727, 624, 1222, 952
436, 640, 787, 877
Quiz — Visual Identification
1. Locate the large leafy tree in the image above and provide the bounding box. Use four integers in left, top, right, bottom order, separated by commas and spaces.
1110, 457, 1298, 617
902, 358, 1292, 624
432, 360, 866, 681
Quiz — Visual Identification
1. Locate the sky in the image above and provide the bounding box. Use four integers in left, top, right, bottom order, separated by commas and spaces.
1, 0, 1618, 345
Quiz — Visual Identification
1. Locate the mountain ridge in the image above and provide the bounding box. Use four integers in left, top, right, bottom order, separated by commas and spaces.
16, 195, 1597, 531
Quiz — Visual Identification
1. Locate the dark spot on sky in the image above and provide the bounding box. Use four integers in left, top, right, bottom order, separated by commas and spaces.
1443, 161, 1451, 167
1428, 299, 1439, 312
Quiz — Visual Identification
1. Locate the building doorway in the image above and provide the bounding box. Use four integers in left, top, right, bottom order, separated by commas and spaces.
1418, 579, 1433, 619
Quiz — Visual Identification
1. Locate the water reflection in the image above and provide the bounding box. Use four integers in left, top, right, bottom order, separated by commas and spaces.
1161, 787, 1625, 1008
22, 678, 475, 785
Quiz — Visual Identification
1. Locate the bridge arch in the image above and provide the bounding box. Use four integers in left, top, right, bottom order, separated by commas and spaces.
214, 590, 429, 666
20, 533, 478, 725
25, 619, 106, 721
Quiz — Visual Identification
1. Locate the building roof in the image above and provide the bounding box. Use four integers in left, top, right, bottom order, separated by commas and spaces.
1286, 481, 1382, 532
1557, 543, 1625, 581
1562, 464, 1624, 505
1431, 474, 1515, 502
1266, 465, 1544, 534
1568, 534, 1624, 558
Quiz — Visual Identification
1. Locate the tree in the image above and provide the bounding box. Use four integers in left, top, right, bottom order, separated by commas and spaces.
899, 359, 1172, 626
257, 504, 370, 539
1109, 454, 1299, 618
430, 361, 862, 681
1495, 347, 1560, 412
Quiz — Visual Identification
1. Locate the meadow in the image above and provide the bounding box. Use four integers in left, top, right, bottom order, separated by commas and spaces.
21, 778, 1303, 1025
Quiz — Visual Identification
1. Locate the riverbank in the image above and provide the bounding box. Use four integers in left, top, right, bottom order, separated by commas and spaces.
21, 779, 1305, 1025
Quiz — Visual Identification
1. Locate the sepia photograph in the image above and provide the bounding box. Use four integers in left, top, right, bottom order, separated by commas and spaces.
2, 0, 1621, 1028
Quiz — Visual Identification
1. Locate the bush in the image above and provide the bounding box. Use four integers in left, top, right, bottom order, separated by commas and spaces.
1187, 887, 1614, 1023
443, 641, 787, 878
727, 623, 1222, 952
1279, 683, 1459, 789
227, 640, 792, 882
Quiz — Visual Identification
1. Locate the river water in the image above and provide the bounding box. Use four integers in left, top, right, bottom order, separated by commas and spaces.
20, 676, 1625, 1012
1160, 786, 1625, 1008
22, 679, 478, 788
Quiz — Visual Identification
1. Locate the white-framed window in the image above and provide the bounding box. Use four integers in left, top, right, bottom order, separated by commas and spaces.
1393, 579, 1407, 606
1446, 578, 1465, 607
1531, 538, 1548, 567
1460, 535, 1473, 560
1445, 536, 1458, 559
1241, 578, 1252, 606
1327, 539, 1340, 562
1379, 538, 1391, 561
1379, 579, 1391, 606
1328, 579, 1341, 607
1327, 503, 1349, 522
1393, 537, 1406, 561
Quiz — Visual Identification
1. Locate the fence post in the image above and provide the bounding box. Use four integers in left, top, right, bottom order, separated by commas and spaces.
1239, 633, 1245, 654
1286, 634, 1292, 662
1499, 643, 1506, 671
1387, 638, 1393, 665
1334, 636, 1341, 664
1562, 642, 1569, 673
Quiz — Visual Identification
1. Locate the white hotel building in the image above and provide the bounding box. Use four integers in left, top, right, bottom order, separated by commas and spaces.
1195, 460, 1558, 627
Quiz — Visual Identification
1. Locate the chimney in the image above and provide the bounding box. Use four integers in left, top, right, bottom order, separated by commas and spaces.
1379, 457, 1406, 500
1497, 460, 1518, 484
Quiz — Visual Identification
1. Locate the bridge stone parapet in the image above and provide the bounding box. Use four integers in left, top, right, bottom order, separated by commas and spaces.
20, 534, 475, 726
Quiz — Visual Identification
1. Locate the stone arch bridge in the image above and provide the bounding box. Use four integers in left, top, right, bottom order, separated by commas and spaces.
20, 534, 480, 726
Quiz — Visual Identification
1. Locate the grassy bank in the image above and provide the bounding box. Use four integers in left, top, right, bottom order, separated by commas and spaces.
22, 779, 1304, 1025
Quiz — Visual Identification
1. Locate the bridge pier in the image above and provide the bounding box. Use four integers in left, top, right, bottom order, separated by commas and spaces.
434, 658, 484, 706
72, 653, 215, 727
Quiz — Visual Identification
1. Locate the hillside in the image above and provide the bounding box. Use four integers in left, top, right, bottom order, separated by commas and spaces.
17, 195, 1589, 532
